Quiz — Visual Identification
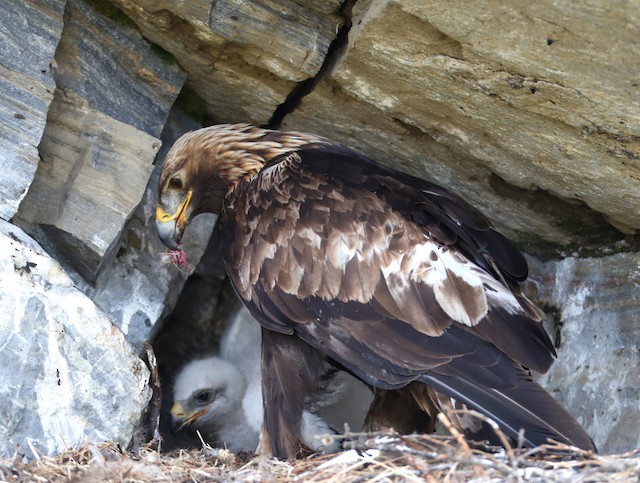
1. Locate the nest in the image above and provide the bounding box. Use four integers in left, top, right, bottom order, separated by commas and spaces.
2, 428, 639, 483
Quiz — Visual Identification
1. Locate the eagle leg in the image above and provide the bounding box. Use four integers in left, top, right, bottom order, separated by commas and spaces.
364, 383, 438, 434
258, 328, 326, 459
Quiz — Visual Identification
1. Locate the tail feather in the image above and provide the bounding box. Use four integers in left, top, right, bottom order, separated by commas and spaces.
420, 371, 596, 451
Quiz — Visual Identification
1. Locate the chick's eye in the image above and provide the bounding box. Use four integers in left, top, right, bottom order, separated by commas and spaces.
169, 177, 183, 190
195, 391, 211, 404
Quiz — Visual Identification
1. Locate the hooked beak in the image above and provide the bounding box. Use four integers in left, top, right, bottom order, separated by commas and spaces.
156, 190, 192, 249
171, 401, 209, 432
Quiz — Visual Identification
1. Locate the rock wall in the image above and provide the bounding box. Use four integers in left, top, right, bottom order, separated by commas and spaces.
0, 0, 207, 458
527, 252, 640, 452
0, 0, 638, 457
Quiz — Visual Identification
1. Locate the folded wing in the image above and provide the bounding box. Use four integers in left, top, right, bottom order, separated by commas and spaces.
220, 144, 594, 451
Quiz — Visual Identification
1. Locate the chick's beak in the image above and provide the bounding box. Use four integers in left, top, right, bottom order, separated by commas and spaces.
170, 401, 187, 420
171, 401, 209, 432
156, 190, 192, 249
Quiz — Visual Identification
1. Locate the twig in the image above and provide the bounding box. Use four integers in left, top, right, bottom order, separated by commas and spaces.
437, 413, 472, 456
144, 342, 163, 450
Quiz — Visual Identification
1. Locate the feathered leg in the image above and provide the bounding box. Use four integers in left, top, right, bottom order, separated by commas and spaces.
258, 328, 326, 459
364, 383, 438, 434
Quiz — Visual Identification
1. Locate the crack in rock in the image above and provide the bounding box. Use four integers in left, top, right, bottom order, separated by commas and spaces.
267, 0, 358, 129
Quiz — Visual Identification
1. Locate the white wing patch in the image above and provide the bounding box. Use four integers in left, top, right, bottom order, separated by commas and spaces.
414, 243, 487, 326
299, 226, 323, 249
382, 240, 522, 328
327, 229, 358, 268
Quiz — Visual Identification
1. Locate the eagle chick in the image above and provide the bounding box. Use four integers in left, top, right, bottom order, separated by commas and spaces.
171, 356, 339, 454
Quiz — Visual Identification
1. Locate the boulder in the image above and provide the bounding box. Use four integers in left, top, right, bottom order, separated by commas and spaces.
0, 220, 151, 459
0, 0, 65, 221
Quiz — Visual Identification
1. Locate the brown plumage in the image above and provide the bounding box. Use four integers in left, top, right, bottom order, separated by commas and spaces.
156, 123, 595, 458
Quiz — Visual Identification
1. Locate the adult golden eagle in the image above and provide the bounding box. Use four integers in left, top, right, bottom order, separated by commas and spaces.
156, 124, 594, 458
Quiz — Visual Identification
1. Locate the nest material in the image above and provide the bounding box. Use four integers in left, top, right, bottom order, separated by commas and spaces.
2, 429, 639, 483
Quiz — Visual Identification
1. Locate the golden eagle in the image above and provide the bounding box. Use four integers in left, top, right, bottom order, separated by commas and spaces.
156, 124, 595, 458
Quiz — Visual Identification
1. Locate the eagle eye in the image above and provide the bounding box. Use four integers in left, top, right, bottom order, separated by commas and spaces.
169, 176, 183, 190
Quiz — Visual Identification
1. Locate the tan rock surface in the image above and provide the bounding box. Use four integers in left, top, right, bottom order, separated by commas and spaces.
111, 0, 342, 124
284, 0, 639, 250
16, 92, 159, 282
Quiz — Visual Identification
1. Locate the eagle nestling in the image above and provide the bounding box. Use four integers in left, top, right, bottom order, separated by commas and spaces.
156, 124, 595, 458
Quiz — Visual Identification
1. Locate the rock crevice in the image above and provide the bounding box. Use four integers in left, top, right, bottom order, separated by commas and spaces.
267, 0, 357, 128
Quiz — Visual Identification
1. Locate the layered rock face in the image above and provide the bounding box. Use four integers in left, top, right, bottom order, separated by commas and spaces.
0, 0, 637, 457
0, 1, 64, 220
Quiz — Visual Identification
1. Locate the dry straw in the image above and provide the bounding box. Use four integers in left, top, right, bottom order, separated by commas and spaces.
1, 422, 639, 482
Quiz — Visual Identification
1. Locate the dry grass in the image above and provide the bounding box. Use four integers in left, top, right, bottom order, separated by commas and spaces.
2, 429, 639, 483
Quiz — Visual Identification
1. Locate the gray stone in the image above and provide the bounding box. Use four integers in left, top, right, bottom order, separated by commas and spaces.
14, 93, 160, 283
0, 0, 65, 221
14, 0, 186, 283
92, 106, 215, 352
0, 220, 151, 459
526, 252, 640, 453
50, 0, 186, 138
